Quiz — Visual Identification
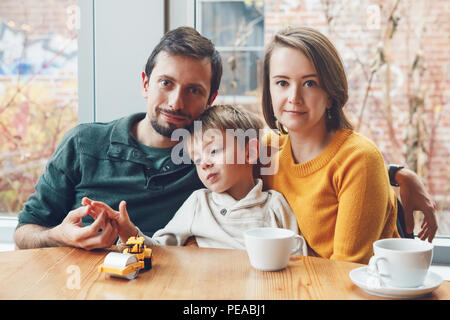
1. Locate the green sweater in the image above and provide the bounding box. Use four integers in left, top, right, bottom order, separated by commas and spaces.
18, 113, 203, 236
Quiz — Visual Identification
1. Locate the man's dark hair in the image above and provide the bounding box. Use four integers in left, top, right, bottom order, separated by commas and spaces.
145, 26, 222, 102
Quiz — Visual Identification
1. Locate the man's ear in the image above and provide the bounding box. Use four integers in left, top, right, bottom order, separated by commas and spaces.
141, 72, 149, 97
246, 138, 259, 165
207, 91, 218, 106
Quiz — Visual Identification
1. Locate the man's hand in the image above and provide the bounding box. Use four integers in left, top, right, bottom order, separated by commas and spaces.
82, 197, 137, 243
51, 205, 119, 250
396, 168, 438, 242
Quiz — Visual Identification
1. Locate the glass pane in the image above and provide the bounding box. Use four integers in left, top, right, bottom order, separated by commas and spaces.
218, 50, 263, 97
0, 0, 78, 216
200, 1, 264, 48
198, 0, 265, 115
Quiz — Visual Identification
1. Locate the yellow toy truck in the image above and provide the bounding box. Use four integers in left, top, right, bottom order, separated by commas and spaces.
98, 236, 153, 279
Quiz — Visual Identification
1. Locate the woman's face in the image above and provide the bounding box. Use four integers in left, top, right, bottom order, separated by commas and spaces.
269, 46, 330, 134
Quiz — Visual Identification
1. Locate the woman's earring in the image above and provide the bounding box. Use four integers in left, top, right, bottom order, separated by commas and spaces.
326, 108, 332, 120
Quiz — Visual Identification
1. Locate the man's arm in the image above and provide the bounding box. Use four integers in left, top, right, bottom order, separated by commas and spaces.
14, 224, 61, 249
15, 204, 119, 250
15, 125, 118, 250
393, 167, 438, 242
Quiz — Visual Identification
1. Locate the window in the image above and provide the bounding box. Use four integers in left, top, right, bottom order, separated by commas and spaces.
0, 0, 78, 217
195, 0, 449, 238
196, 0, 264, 105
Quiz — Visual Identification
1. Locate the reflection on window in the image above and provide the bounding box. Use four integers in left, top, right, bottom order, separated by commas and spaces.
197, 0, 264, 101
0, 0, 78, 215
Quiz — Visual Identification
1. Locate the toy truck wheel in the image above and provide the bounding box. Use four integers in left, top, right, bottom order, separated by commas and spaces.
144, 256, 152, 270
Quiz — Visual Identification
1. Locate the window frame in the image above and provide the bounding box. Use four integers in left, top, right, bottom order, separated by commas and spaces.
195, 0, 264, 104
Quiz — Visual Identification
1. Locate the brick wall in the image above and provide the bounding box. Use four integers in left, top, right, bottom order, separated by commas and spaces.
0, 0, 76, 38
0, 0, 78, 104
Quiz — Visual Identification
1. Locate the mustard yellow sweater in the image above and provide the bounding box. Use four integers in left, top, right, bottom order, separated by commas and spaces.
262, 129, 399, 264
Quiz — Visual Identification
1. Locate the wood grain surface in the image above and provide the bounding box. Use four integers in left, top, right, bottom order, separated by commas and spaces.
0, 246, 448, 300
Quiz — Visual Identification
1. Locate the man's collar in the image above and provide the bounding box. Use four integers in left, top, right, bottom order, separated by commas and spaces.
110, 112, 146, 145
107, 112, 149, 164
106, 112, 193, 170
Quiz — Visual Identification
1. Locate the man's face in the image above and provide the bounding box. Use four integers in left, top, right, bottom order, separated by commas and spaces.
142, 52, 214, 138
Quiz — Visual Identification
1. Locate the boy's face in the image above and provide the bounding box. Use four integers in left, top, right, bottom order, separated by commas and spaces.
187, 130, 253, 194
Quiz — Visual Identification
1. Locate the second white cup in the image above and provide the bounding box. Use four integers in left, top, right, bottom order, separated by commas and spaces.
244, 227, 307, 271
368, 238, 434, 288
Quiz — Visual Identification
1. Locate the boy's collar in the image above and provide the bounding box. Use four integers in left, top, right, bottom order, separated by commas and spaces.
210, 179, 267, 210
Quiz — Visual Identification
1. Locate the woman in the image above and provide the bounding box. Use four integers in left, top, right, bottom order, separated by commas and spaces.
260, 26, 436, 264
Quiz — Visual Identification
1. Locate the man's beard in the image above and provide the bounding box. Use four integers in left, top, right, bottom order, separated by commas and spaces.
150, 118, 178, 138
149, 107, 192, 138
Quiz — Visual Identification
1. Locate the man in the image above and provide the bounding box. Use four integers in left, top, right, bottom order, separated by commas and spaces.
14, 27, 221, 250
14, 27, 436, 250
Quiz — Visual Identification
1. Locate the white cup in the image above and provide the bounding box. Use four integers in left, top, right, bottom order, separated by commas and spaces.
368, 238, 434, 288
244, 227, 307, 271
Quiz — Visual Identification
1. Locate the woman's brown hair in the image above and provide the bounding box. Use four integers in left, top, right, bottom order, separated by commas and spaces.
262, 26, 353, 134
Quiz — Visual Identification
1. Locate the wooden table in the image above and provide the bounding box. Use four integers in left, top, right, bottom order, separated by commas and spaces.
0, 245, 449, 300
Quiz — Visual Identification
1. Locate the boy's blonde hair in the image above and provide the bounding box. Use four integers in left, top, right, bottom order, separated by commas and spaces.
188, 104, 264, 136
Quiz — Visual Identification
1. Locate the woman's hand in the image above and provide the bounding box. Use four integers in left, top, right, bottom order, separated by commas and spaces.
395, 168, 438, 242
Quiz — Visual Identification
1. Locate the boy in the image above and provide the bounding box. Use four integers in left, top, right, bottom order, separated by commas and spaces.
84, 105, 306, 254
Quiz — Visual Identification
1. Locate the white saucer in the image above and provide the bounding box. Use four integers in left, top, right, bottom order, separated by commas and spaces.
349, 266, 443, 299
